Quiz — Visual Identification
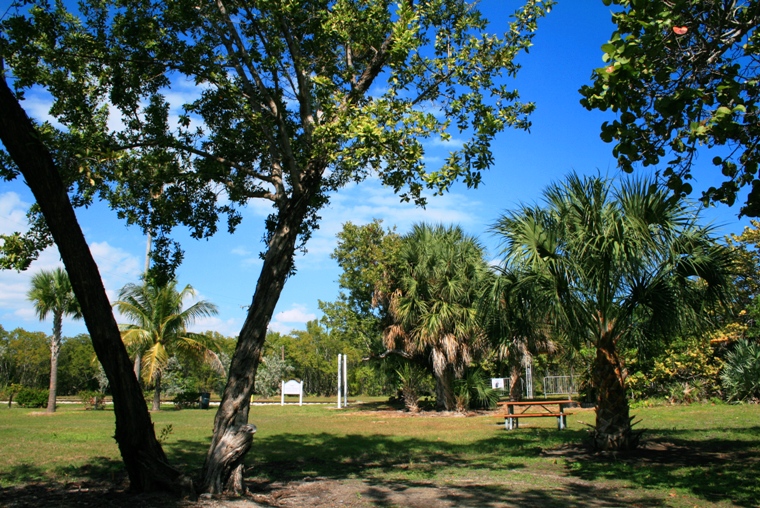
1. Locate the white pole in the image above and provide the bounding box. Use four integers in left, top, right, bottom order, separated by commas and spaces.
337, 354, 342, 409
343, 354, 348, 407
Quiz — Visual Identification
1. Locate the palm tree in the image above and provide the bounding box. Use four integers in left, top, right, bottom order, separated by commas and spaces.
480, 269, 555, 401
27, 267, 82, 413
384, 223, 488, 411
494, 174, 732, 451
114, 279, 220, 411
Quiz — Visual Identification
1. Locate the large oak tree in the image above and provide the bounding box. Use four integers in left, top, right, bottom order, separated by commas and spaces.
1, 0, 552, 494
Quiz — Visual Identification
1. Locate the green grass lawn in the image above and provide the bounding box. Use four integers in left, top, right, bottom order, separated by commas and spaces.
0, 402, 758, 506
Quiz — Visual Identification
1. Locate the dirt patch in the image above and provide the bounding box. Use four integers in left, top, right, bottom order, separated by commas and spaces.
0, 478, 478, 508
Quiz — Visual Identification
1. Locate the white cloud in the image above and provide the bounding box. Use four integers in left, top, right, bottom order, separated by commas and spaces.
231, 246, 252, 256
0, 192, 31, 235
189, 315, 240, 337
291, 179, 486, 271
0, 237, 141, 332
89, 241, 142, 291
0, 246, 65, 327
245, 198, 276, 218
268, 304, 316, 334
428, 136, 465, 149
19, 91, 65, 129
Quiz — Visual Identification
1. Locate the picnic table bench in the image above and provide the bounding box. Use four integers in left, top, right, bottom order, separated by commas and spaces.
497, 400, 578, 430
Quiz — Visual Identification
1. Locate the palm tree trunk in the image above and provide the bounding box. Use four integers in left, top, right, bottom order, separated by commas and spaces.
201, 188, 315, 494
152, 373, 162, 411
46, 313, 63, 413
0, 75, 189, 494
433, 364, 456, 411
508, 363, 522, 401
134, 353, 142, 388
592, 331, 638, 451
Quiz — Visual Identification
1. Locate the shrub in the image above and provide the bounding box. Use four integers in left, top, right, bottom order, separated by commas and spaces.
454, 368, 499, 412
255, 354, 293, 399
15, 387, 48, 408
666, 380, 709, 405
396, 363, 430, 412
78, 390, 106, 410
721, 340, 760, 402
626, 335, 722, 401
173, 391, 201, 409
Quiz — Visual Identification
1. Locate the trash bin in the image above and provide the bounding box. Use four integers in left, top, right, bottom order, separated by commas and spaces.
200, 392, 210, 409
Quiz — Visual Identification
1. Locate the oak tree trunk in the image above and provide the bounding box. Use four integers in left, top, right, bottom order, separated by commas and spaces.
0, 71, 191, 495
46, 313, 63, 413
592, 332, 639, 451
201, 189, 314, 494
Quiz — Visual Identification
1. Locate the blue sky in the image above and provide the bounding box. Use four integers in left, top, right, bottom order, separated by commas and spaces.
0, 1, 752, 338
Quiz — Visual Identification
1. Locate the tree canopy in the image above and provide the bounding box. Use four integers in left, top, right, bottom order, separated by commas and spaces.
1, 0, 552, 276
1, 0, 554, 494
580, 0, 760, 216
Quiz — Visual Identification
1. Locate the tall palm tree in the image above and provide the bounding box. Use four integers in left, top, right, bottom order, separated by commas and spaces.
480, 269, 555, 401
27, 267, 82, 413
494, 174, 733, 451
114, 279, 220, 411
384, 223, 488, 411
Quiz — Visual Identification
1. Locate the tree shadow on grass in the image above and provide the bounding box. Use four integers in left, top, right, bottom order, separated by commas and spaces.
559, 426, 760, 507
0, 480, 196, 508
356, 480, 666, 507
0, 459, 190, 508
163, 438, 211, 474
249, 430, 547, 482
244, 430, 665, 506
0, 456, 123, 486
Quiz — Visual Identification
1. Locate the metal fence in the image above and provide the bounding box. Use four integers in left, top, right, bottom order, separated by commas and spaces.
542, 375, 577, 398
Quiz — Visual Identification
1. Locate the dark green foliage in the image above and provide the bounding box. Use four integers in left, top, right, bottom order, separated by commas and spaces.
58, 335, 99, 395
721, 340, 760, 401
172, 391, 201, 410
581, 0, 760, 216
273, 321, 355, 397
454, 368, 499, 411
15, 387, 48, 408
0, 328, 49, 389
386, 223, 490, 411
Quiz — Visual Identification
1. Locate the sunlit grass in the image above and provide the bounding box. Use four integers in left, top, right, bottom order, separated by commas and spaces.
0, 402, 758, 506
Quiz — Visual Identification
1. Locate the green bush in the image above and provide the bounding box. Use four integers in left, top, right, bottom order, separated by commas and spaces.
15, 387, 48, 408
173, 391, 201, 409
396, 363, 430, 412
454, 368, 499, 412
78, 390, 106, 410
721, 340, 760, 402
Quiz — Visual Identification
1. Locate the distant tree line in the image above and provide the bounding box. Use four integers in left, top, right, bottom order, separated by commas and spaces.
0, 327, 99, 396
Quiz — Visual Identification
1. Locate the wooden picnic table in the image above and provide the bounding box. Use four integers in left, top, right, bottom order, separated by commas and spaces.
497, 400, 578, 430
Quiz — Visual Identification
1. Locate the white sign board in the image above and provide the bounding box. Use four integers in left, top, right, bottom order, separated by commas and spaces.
281, 379, 303, 406
491, 378, 506, 390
